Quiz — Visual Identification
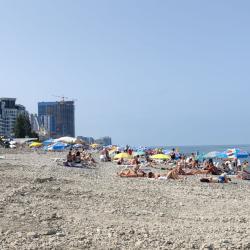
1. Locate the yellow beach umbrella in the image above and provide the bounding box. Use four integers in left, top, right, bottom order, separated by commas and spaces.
150, 154, 171, 160
108, 148, 117, 156
29, 142, 43, 148
114, 152, 133, 159
90, 143, 100, 148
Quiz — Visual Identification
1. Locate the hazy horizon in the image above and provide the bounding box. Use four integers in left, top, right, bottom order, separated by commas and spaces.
1, 1, 250, 146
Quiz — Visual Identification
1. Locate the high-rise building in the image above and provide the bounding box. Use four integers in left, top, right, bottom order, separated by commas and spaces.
77, 136, 95, 144
29, 114, 40, 134
0, 98, 27, 137
95, 136, 112, 146
38, 101, 75, 138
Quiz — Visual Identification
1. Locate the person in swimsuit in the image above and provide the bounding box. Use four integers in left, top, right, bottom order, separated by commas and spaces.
118, 157, 146, 177
67, 150, 73, 163
200, 173, 231, 183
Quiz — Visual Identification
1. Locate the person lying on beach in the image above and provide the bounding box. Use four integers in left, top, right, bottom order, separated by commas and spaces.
203, 161, 222, 175
154, 165, 189, 180
164, 164, 212, 177
118, 158, 148, 177
165, 167, 186, 179
118, 165, 146, 177
200, 173, 231, 183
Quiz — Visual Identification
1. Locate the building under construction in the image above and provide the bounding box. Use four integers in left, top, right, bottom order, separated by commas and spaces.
38, 101, 75, 138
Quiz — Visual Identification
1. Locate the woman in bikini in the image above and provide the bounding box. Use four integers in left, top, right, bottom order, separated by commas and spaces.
118, 156, 146, 177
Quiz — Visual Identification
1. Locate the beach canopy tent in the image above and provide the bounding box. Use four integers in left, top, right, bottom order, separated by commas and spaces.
114, 152, 133, 159
150, 154, 171, 160
54, 137, 77, 144
42, 138, 55, 146
218, 148, 249, 159
46, 142, 69, 151
29, 142, 43, 148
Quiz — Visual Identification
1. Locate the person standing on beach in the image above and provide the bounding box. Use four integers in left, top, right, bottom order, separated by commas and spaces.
170, 148, 176, 160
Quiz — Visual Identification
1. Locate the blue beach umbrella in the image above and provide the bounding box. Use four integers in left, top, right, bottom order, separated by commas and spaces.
47, 142, 68, 151
196, 153, 206, 161
133, 151, 145, 156
226, 148, 249, 159
203, 151, 221, 159
42, 138, 55, 146
73, 144, 84, 149
218, 148, 249, 159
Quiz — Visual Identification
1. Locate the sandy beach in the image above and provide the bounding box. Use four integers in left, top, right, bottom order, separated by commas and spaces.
0, 149, 249, 249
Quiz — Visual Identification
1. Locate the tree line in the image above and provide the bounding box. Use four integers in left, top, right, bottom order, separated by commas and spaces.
14, 113, 38, 138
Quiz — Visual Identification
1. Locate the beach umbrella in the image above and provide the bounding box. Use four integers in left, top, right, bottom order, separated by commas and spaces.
42, 138, 55, 146
150, 154, 171, 160
195, 153, 206, 161
217, 152, 228, 159
108, 148, 117, 157
47, 142, 68, 151
220, 148, 249, 159
133, 151, 145, 156
109, 150, 117, 158
54, 137, 77, 144
90, 143, 101, 149
73, 144, 84, 149
29, 142, 43, 148
203, 151, 221, 159
114, 153, 133, 159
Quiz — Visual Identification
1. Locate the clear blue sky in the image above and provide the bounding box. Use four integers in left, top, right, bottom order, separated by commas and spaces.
1, 0, 250, 146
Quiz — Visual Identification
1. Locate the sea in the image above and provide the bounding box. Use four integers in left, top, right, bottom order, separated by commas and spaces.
163, 144, 250, 155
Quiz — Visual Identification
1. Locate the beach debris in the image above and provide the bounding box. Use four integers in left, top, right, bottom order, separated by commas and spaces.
44, 229, 58, 236
27, 232, 39, 238
34, 177, 55, 183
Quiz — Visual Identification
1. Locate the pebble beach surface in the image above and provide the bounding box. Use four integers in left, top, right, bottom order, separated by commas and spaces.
0, 149, 249, 249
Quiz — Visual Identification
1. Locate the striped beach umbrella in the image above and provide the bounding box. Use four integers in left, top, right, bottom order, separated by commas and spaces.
219, 148, 249, 159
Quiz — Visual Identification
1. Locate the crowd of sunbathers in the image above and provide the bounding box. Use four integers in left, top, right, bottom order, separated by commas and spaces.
65, 149, 97, 167
114, 148, 250, 182
63, 146, 250, 181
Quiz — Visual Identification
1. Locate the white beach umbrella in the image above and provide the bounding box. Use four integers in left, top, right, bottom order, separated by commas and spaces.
54, 136, 77, 144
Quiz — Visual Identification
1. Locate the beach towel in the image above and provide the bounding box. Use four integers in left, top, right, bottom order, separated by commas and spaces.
242, 170, 250, 180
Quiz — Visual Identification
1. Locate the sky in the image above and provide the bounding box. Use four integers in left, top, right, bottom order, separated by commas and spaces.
1, 0, 250, 146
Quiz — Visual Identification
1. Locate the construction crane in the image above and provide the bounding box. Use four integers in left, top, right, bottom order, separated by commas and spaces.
52, 95, 77, 103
